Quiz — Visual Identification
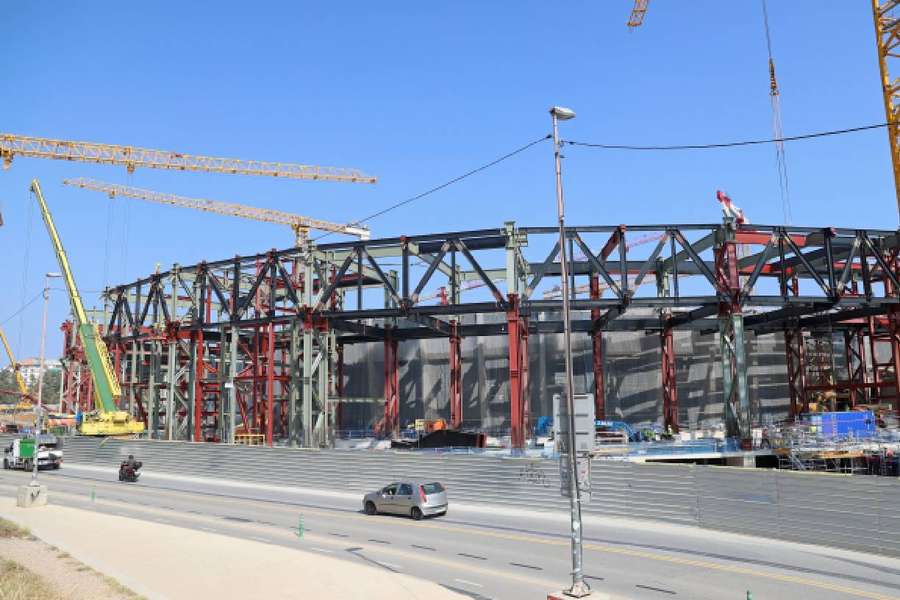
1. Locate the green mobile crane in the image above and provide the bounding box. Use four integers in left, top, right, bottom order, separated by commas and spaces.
32, 179, 144, 436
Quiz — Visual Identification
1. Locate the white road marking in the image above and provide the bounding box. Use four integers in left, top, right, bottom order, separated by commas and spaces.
310, 547, 333, 554
454, 578, 483, 588
378, 561, 402, 570
250, 536, 269, 543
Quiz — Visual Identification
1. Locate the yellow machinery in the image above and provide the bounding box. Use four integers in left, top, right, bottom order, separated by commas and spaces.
873, 0, 900, 215
0, 132, 376, 184
31, 179, 144, 435
0, 326, 30, 403
62, 177, 370, 245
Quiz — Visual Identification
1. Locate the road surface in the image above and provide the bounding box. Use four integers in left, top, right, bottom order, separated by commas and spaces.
1, 465, 898, 600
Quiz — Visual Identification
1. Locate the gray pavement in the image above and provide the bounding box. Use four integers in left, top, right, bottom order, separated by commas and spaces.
1, 465, 898, 600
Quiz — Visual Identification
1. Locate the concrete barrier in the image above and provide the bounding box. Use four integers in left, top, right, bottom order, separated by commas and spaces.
6, 434, 898, 558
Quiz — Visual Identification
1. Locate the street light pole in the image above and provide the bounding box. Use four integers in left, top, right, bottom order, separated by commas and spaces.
550, 106, 590, 598
33, 272, 61, 483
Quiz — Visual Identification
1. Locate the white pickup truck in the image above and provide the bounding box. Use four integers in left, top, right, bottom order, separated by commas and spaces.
2, 435, 63, 471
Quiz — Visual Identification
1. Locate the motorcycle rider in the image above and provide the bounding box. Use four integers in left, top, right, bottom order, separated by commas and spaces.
122, 454, 141, 479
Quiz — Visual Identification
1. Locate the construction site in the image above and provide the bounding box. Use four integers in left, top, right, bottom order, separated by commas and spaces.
0, 4, 898, 479
7, 4, 900, 599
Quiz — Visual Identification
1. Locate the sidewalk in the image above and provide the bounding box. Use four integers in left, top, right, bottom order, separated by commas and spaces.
0, 499, 466, 600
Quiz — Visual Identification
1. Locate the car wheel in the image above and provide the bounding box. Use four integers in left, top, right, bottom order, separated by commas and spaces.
364, 501, 377, 515
411, 507, 423, 521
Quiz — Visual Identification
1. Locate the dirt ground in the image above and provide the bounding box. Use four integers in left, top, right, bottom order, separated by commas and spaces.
0, 519, 140, 600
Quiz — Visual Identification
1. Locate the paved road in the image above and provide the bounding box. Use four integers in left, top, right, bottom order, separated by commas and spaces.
2, 466, 899, 600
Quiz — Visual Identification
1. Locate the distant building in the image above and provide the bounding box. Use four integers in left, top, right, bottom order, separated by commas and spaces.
13, 358, 62, 386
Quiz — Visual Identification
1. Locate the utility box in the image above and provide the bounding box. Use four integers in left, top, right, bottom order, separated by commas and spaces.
553, 393, 596, 454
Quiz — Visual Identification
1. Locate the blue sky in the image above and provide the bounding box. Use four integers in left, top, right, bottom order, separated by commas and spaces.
0, 1, 894, 360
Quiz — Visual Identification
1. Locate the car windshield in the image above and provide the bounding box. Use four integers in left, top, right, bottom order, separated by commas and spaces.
422, 482, 444, 494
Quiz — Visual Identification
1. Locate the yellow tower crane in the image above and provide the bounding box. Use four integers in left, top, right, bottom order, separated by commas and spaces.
0, 132, 376, 184
62, 177, 371, 245
627, 0, 650, 27
873, 0, 900, 215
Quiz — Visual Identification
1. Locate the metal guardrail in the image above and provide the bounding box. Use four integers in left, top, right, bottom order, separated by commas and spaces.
5, 434, 898, 558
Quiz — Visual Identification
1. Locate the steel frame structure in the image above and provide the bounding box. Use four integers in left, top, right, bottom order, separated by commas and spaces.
60, 219, 900, 447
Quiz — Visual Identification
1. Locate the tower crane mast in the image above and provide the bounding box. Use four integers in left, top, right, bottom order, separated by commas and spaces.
873, 0, 900, 215
63, 178, 370, 244
1, 133, 376, 184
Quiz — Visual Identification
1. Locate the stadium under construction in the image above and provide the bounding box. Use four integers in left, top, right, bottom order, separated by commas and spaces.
55, 218, 900, 455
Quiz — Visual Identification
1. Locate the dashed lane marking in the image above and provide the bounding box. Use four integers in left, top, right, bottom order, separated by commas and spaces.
27, 481, 898, 600
454, 579, 484, 588
636, 584, 677, 595
458, 553, 487, 561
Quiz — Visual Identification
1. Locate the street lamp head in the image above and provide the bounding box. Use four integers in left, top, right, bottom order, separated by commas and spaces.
46, 272, 62, 278
550, 106, 576, 121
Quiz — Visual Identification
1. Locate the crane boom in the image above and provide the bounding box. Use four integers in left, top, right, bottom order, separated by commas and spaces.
31, 179, 142, 434
0, 327, 28, 397
62, 177, 370, 243
1, 133, 376, 184
627, 0, 650, 27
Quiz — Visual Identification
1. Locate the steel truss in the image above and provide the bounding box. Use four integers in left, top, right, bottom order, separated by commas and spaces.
61, 220, 900, 447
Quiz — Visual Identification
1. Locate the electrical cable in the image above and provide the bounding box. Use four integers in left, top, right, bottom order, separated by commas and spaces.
563, 122, 892, 151
2, 290, 45, 327
314, 134, 552, 242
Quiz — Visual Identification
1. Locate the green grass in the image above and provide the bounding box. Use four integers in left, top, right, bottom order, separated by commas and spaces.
0, 559, 63, 600
0, 519, 30, 539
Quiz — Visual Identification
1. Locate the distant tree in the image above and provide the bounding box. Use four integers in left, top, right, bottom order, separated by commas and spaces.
27, 369, 62, 406
0, 368, 20, 404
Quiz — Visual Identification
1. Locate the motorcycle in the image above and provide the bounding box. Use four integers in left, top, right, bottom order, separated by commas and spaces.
118, 460, 142, 482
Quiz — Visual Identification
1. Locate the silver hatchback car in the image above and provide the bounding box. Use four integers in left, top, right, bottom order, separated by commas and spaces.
363, 481, 448, 520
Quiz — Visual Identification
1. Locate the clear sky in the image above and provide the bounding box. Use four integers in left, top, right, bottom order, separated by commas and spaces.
0, 1, 895, 361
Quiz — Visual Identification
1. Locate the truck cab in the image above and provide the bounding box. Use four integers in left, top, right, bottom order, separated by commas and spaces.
3, 435, 63, 471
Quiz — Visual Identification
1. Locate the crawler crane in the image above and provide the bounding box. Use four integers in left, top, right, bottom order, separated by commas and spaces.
31, 179, 144, 435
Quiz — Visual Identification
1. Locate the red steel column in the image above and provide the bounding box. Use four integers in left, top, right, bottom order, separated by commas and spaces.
784, 326, 807, 417
844, 328, 867, 408
506, 294, 525, 449
383, 331, 400, 438
265, 322, 275, 446
449, 320, 462, 429
889, 305, 900, 415
661, 319, 678, 433
194, 330, 204, 442
335, 342, 344, 431
589, 275, 605, 420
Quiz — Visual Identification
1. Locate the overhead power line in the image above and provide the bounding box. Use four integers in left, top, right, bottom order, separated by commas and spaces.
563, 122, 892, 151
316, 134, 551, 241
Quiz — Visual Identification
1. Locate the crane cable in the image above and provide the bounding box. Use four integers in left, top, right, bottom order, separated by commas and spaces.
16, 187, 35, 359
762, 0, 793, 224
102, 190, 114, 292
